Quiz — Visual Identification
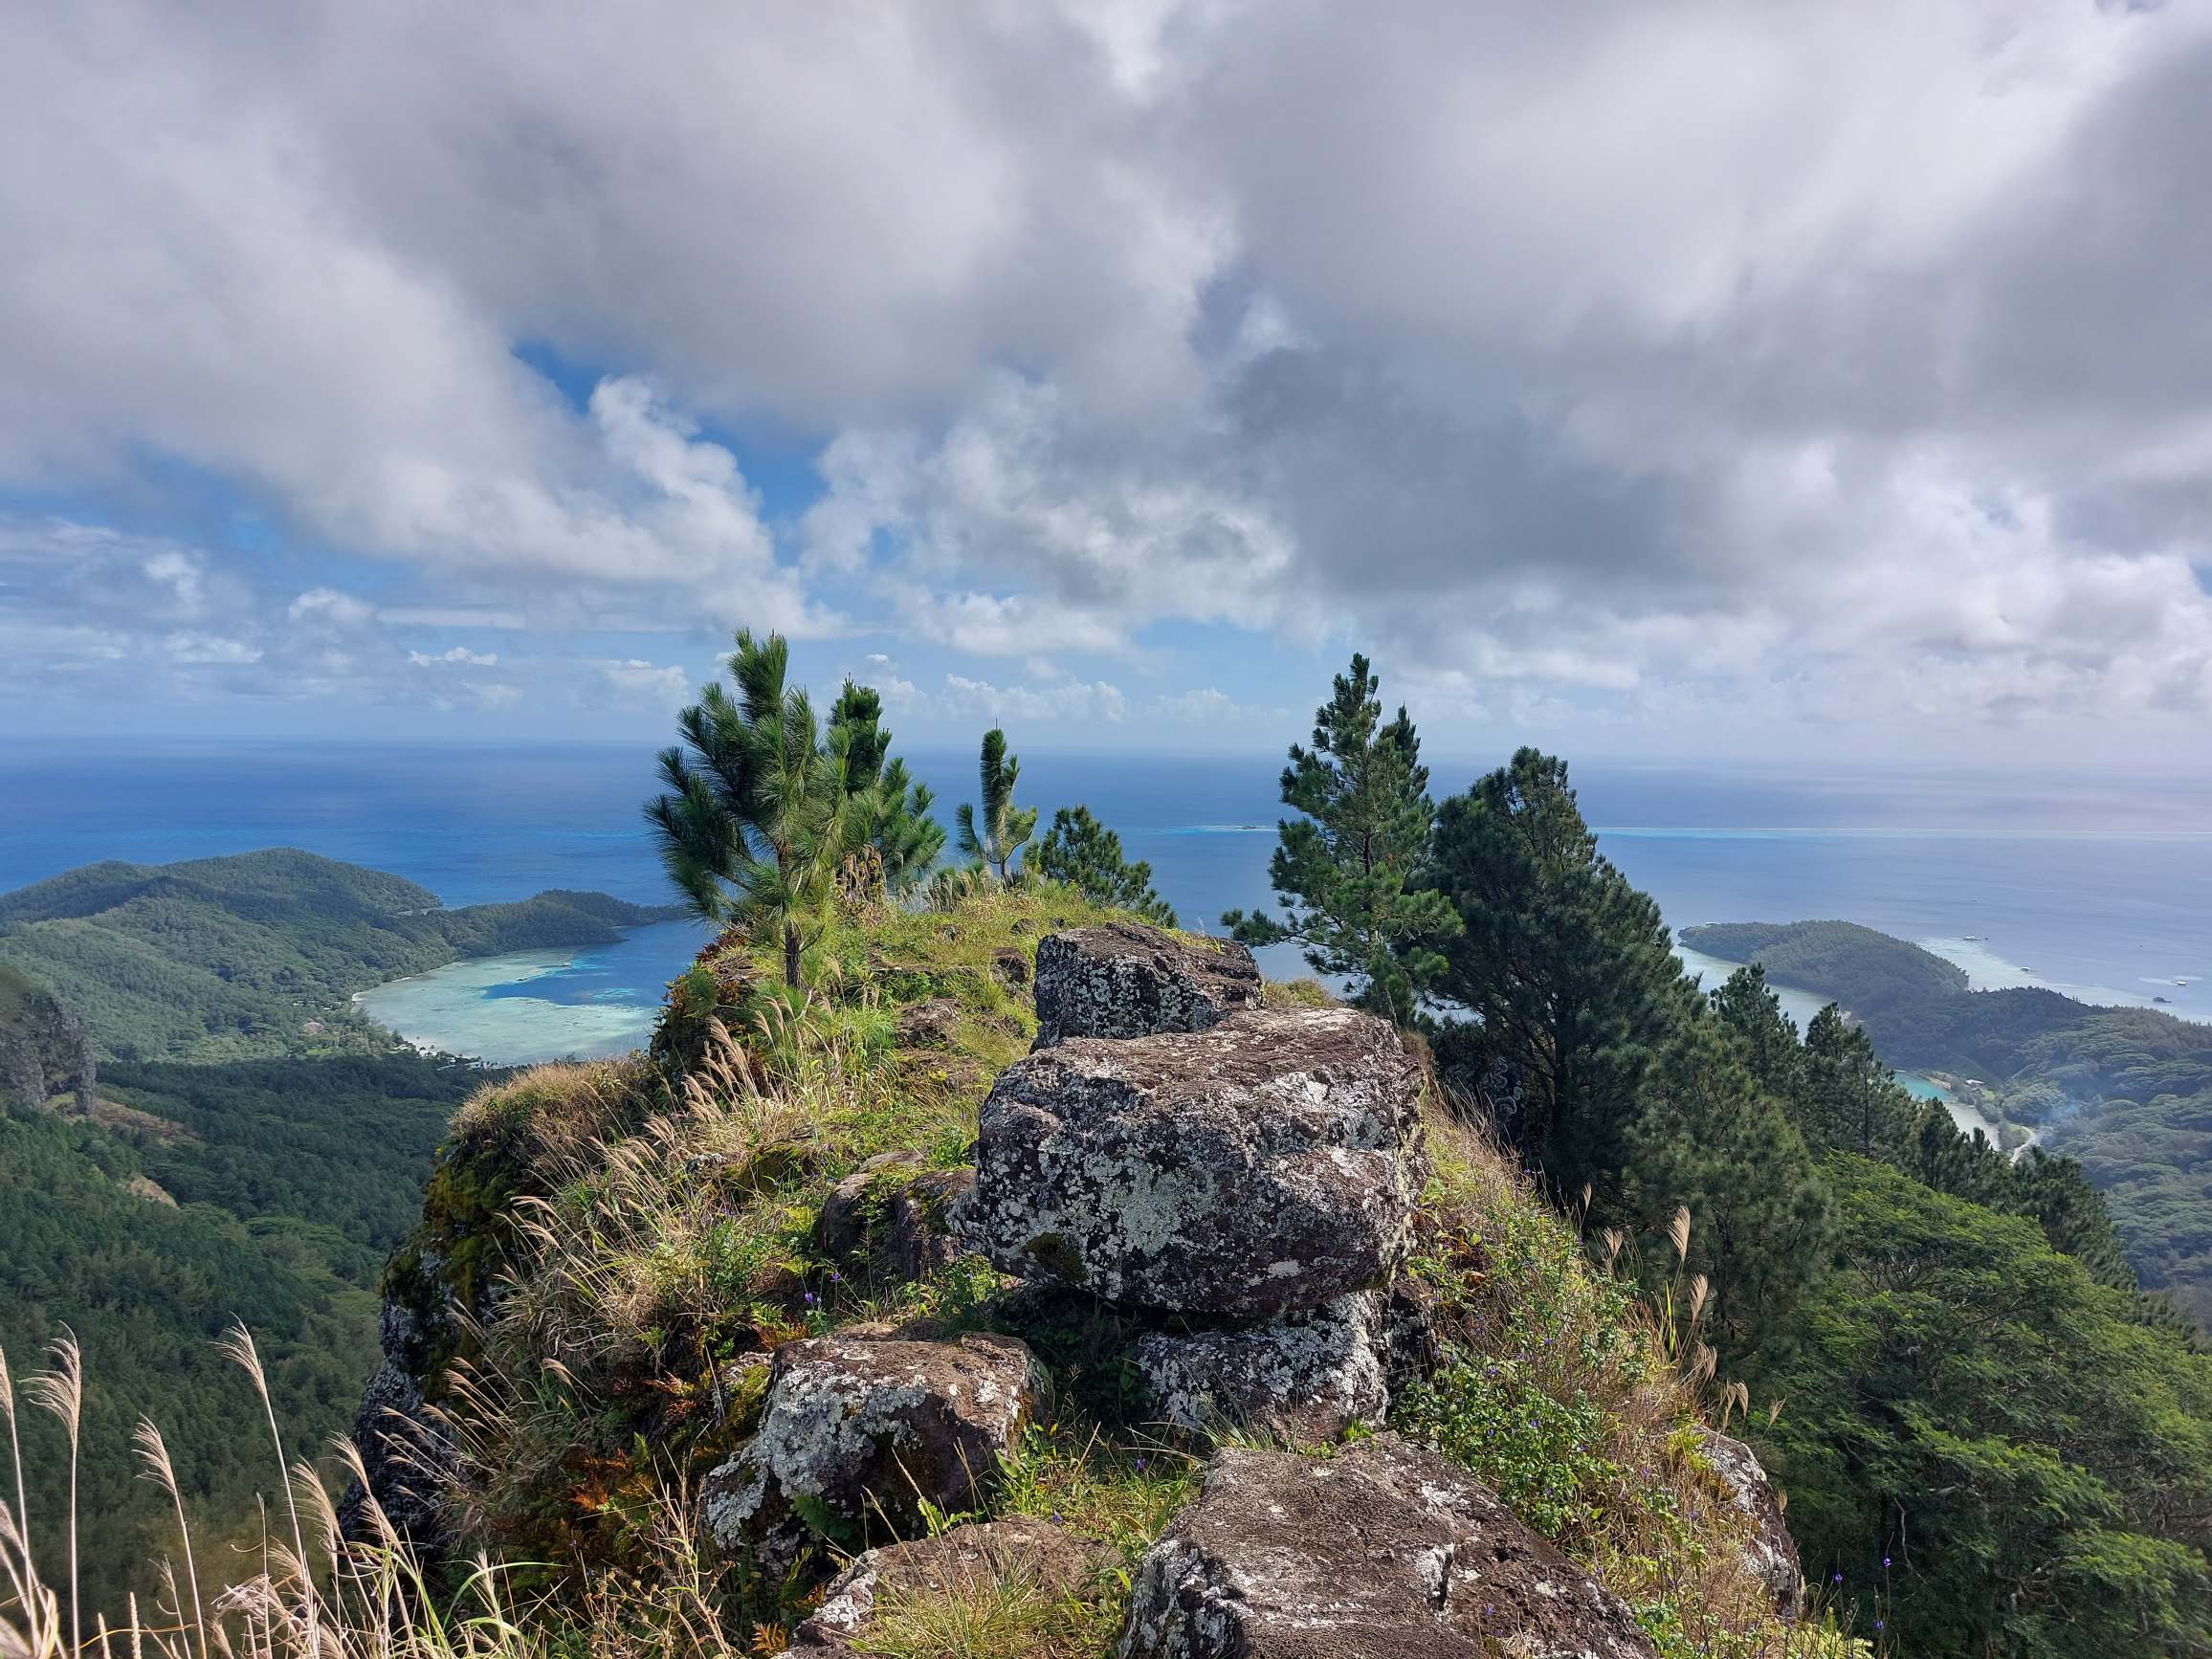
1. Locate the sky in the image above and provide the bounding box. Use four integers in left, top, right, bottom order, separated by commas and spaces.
4, 1, 2211, 764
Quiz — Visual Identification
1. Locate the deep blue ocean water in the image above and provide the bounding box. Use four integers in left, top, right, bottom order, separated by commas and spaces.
2, 741, 2205, 1061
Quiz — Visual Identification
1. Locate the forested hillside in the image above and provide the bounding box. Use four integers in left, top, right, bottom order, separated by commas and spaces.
1684, 918, 2212, 1327
1683, 920, 1969, 1017
0, 850, 681, 1061
1, 1050, 486, 1609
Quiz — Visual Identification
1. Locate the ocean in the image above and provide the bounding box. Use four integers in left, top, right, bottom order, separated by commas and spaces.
2, 740, 2205, 1064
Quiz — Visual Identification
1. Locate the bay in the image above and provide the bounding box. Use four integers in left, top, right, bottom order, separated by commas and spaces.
3, 740, 2205, 1066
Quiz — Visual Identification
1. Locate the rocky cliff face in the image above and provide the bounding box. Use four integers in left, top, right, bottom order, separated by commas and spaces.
0, 967, 96, 1113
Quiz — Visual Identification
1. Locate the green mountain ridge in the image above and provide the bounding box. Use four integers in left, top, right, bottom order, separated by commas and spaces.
1682, 918, 2212, 1326
0, 849, 685, 1062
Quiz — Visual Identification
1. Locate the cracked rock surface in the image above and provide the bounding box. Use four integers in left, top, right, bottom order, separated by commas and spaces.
958, 1006, 1427, 1315
700, 1332, 1042, 1577
1117, 1433, 1658, 1659
1134, 1291, 1392, 1443
1032, 922, 1262, 1048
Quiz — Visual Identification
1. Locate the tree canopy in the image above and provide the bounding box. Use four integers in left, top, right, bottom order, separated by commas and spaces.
1223, 652, 1458, 1023
646, 630, 940, 984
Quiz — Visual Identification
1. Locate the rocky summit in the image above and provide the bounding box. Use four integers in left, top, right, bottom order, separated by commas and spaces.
955, 1004, 1428, 1315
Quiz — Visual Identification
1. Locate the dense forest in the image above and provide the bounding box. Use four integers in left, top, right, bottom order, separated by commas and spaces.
0, 1051, 486, 1609
1683, 918, 2212, 1328
0, 849, 681, 1061
0, 856, 607, 1604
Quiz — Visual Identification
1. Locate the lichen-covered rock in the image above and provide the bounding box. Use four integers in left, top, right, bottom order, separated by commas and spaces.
1118, 1434, 1658, 1658
1378, 1276, 1442, 1389
779, 1516, 1112, 1653
814, 1156, 976, 1287
1696, 1428, 1805, 1621
1134, 1292, 1391, 1443
337, 1352, 455, 1546
1031, 922, 1262, 1048
957, 1007, 1427, 1315
339, 1292, 464, 1547
701, 1333, 1042, 1576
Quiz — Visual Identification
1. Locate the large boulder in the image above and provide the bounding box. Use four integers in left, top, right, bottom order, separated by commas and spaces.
1133, 1291, 1391, 1444
778, 1516, 1113, 1654
701, 1332, 1043, 1578
1118, 1434, 1659, 1659
1696, 1428, 1805, 1621
957, 1007, 1427, 1316
1031, 923, 1262, 1048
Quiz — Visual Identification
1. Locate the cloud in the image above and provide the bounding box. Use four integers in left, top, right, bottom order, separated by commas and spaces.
886, 672, 1129, 727
288, 588, 378, 628
596, 658, 694, 710
165, 631, 261, 665
409, 646, 499, 668
1148, 687, 1285, 726
3, 2, 2212, 749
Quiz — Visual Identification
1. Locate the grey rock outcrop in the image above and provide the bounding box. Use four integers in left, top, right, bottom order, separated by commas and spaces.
338, 1299, 460, 1547
958, 1006, 1427, 1316
1134, 1279, 1439, 1443
778, 1516, 1111, 1654
2, 1039, 41, 1114
701, 1332, 1043, 1577
1032, 922, 1262, 1048
1118, 1433, 1659, 1659
1134, 1291, 1392, 1443
1696, 1428, 1805, 1621
0, 976, 96, 1112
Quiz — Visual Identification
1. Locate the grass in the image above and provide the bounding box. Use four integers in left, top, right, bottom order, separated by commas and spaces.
1403, 1111, 1869, 1658
6, 883, 1871, 1657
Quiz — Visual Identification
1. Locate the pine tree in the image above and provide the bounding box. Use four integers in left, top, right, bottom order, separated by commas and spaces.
1801, 1006, 1916, 1158
1033, 806, 1176, 925
1710, 965, 1807, 1102
1222, 653, 1459, 1024
828, 680, 944, 890
1427, 747, 1694, 1183
1624, 1021, 1829, 1357
644, 630, 876, 986
956, 729, 1037, 882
